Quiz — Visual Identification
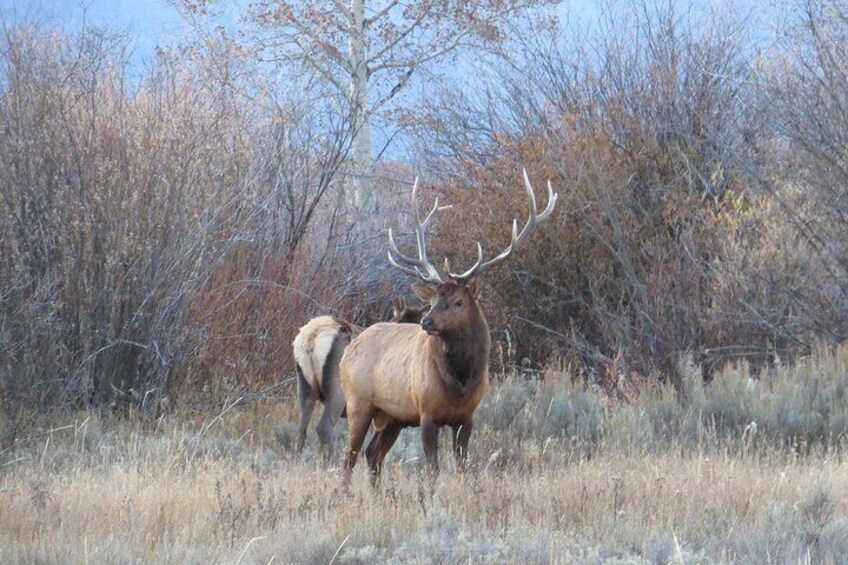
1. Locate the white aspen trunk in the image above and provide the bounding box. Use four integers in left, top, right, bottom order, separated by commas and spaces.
349, 0, 375, 213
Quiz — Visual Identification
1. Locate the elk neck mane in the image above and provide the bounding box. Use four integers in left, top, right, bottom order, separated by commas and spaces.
431, 303, 490, 393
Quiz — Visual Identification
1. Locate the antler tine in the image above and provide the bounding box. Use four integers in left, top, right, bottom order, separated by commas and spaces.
512, 168, 558, 248
445, 241, 485, 282
386, 177, 446, 284
413, 180, 451, 263
449, 168, 559, 282
421, 196, 453, 229
387, 250, 423, 278
387, 228, 426, 278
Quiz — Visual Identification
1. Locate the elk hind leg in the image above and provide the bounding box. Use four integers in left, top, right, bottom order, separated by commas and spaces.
295, 364, 317, 455
364, 429, 381, 469
315, 331, 348, 462
365, 411, 390, 469
316, 381, 345, 463
451, 419, 473, 469
343, 406, 373, 486
367, 420, 402, 484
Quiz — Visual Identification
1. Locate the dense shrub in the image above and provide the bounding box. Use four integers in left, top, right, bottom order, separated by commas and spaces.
6, 0, 848, 437
0, 27, 252, 421
0, 24, 389, 432
411, 1, 848, 390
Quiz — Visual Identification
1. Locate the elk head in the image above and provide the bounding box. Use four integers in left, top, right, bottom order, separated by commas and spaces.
411, 279, 481, 336
390, 295, 430, 324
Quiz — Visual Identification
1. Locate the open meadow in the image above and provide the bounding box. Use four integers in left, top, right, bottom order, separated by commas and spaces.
4, 348, 848, 564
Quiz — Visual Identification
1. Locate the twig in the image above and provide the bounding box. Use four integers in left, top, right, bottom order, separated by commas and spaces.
208, 279, 328, 313
231, 377, 297, 407
77, 339, 150, 369
236, 536, 266, 564
329, 534, 352, 565
515, 315, 568, 340
0, 457, 27, 468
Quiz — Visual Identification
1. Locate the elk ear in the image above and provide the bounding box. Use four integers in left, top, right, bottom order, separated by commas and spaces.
467, 277, 483, 301
392, 296, 406, 316
411, 283, 437, 302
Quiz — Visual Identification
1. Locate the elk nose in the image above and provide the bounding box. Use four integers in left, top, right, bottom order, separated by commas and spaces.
420, 317, 434, 332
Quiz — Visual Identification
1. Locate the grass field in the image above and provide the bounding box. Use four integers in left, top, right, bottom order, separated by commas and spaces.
3, 350, 848, 564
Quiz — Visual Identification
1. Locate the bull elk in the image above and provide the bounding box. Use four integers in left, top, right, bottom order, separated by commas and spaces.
292, 298, 429, 457
340, 171, 558, 483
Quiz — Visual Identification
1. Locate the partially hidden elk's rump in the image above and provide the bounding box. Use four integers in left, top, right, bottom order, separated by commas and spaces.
292, 298, 428, 458
340, 170, 558, 484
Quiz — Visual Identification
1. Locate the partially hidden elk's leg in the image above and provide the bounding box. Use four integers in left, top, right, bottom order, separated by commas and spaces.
295, 365, 317, 455
421, 416, 440, 473
316, 331, 348, 463
316, 376, 345, 463
366, 421, 402, 485
365, 429, 381, 469
451, 419, 473, 470
343, 406, 373, 486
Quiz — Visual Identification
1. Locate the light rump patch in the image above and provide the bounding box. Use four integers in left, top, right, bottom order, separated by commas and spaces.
292, 316, 354, 458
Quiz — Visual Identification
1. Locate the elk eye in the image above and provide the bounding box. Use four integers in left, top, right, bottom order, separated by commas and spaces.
455, 299, 464, 307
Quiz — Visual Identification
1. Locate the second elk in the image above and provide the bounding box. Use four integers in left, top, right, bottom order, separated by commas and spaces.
340, 171, 558, 483
292, 298, 428, 458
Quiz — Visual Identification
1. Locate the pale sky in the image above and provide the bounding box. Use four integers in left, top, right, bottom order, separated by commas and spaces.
0, 0, 790, 68
0, 1, 189, 58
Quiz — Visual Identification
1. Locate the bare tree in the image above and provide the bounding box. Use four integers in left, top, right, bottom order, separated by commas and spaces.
759, 0, 848, 341
185, 0, 558, 213
769, 0, 848, 263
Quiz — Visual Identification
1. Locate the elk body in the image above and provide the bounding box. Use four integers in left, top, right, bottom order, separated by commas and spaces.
292, 298, 428, 457
340, 171, 558, 483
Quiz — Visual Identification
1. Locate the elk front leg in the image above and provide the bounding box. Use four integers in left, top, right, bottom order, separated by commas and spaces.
451, 419, 473, 469
421, 417, 440, 472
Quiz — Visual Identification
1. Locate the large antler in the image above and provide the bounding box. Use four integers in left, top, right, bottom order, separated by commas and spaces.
448, 168, 558, 283
387, 178, 452, 284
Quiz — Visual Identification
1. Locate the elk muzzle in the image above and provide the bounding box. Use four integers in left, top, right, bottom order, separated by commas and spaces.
420, 316, 438, 335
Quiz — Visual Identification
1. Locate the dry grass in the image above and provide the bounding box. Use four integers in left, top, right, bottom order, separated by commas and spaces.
4, 352, 848, 564
4, 445, 847, 564
3, 438, 847, 564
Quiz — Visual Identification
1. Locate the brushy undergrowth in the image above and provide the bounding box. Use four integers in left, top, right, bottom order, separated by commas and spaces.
3, 346, 848, 563
480, 344, 848, 459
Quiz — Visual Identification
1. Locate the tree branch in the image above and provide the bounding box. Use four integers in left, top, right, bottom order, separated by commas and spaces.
365, 0, 435, 66
363, 0, 401, 28
369, 29, 471, 74
281, 11, 353, 72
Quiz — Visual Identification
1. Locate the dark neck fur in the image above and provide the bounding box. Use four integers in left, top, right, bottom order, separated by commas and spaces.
437, 309, 490, 391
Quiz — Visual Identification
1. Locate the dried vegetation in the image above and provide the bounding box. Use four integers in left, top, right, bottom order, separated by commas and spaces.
4, 348, 848, 562
4, 1, 848, 562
